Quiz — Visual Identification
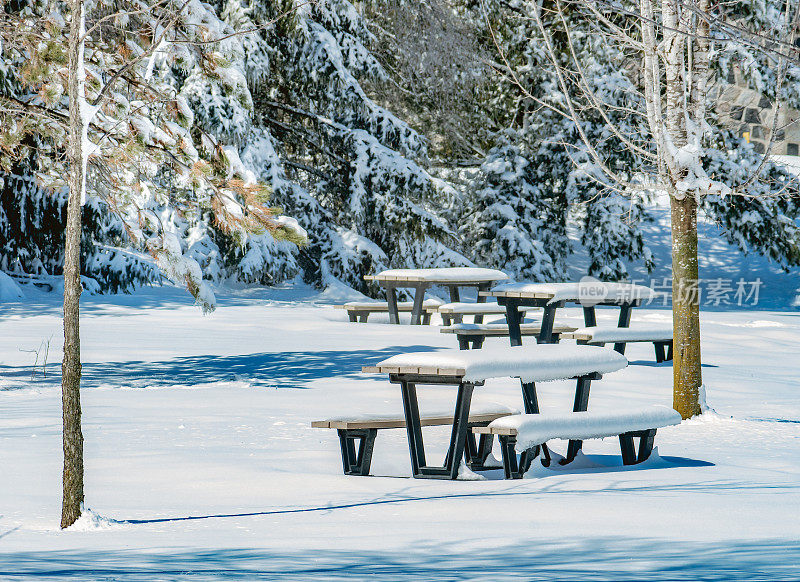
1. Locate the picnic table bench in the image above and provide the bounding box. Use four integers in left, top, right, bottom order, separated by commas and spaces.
338, 344, 628, 479
365, 267, 508, 325
474, 406, 681, 478
335, 299, 443, 323
441, 323, 578, 350
425, 302, 506, 325
426, 302, 532, 326
311, 405, 516, 476
562, 326, 674, 362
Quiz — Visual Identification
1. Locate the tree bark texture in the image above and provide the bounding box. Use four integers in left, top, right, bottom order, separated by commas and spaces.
61, 0, 85, 529
670, 194, 702, 419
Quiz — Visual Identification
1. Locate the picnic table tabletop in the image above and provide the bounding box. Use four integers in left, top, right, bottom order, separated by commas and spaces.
364, 267, 509, 325
365, 267, 508, 284
482, 281, 660, 304
481, 281, 661, 346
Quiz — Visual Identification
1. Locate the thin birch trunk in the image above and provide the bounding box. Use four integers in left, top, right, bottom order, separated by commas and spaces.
662, 0, 702, 419
61, 0, 85, 529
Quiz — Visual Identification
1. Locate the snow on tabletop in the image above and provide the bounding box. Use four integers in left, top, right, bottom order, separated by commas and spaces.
369, 267, 509, 282
370, 344, 627, 382
342, 298, 444, 308
437, 302, 512, 313
489, 281, 661, 304
570, 326, 673, 342
488, 406, 681, 452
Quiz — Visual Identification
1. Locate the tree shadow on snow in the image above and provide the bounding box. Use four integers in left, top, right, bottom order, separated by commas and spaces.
1, 537, 799, 581
628, 360, 719, 368
0, 346, 440, 390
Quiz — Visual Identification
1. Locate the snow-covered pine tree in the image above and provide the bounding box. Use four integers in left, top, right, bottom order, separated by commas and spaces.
221, 0, 470, 294
453, 0, 653, 281
0, 0, 305, 302
0, 8, 156, 293
461, 131, 563, 281
0, 166, 159, 292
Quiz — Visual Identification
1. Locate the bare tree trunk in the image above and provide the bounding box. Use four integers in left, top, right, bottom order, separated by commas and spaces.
670, 194, 702, 419
61, 0, 85, 529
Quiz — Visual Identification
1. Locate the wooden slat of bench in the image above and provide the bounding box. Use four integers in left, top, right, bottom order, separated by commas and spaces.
472, 425, 518, 436
361, 364, 467, 376
427, 304, 514, 314
481, 290, 555, 299
334, 303, 390, 311
561, 332, 673, 342
313, 411, 511, 430
440, 325, 577, 337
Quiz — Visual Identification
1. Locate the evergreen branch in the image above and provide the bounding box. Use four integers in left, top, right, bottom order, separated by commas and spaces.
90, 0, 193, 108
262, 114, 348, 165
281, 158, 334, 182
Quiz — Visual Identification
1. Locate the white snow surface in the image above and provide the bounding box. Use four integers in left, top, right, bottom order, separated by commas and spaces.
2, 284, 800, 580
372, 344, 628, 382
371, 267, 509, 282
0, 270, 23, 300
488, 406, 682, 452
571, 326, 674, 342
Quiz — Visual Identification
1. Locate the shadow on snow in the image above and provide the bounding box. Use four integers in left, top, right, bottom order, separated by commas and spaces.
1, 536, 799, 581
0, 346, 440, 390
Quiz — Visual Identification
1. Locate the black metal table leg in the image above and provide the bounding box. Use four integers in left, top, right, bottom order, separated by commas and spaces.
583, 305, 597, 327
564, 374, 593, 463
538, 304, 558, 344
385, 285, 400, 325
447, 285, 463, 324
614, 303, 633, 354
474, 283, 490, 324
398, 377, 475, 479
521, 381, 540, 414
410, 283, 428, 325
504, 301, 524, 347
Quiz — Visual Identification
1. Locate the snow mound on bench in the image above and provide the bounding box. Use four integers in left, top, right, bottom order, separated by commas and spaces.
374, 267, 508, 282
571, 326, 673, 343
374, 344, 628, 382
342, 298, 444, 308
490, 406, 682, 452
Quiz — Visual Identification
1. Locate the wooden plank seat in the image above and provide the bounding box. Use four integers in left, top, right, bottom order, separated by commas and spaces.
473, 406, 682, 479
426, 302, 535, 326
334, 299, 443, 323
312, 406, 517, 476
441, 323, 578, 350
562, 326, 673, 362
362, 344, 628, 479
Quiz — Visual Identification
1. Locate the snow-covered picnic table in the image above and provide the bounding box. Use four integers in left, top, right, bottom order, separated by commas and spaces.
359, 344, 628, 479
482, 281, 661, 346
364, 267, 508, 325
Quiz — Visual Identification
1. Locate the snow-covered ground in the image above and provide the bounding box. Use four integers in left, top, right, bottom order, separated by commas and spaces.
2, 282, 800, 581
